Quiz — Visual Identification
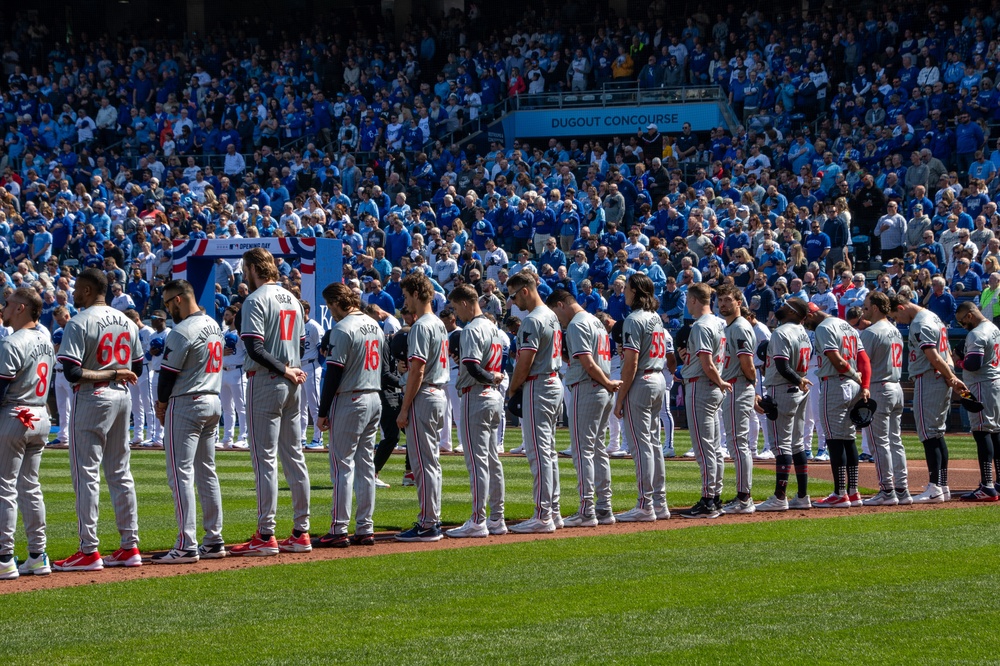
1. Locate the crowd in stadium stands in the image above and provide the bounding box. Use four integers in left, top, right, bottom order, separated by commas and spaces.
2, 3, 1000, 332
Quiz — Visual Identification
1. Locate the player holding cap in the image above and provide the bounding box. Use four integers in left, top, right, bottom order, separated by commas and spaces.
755, 299, 814, 512
859, 292, 910, 506
890, 294, 967, 503
53, 268, 144, 571
716, 285, 758, 515
679, 283, 731, 519
299, 301, 325, 449
614, 273, 670, 522
230, 248, 311, 556
220, 306, 248, 449
446, 285, 508, 537
803, 303, 871, 508
955, 301, 1000, 501
151, 279, 226, 563
312, 283, 384, 548
506, 272, 565, 533
395, 273, 449, 542
546, 289, 620, 528
0, 288, 55, 579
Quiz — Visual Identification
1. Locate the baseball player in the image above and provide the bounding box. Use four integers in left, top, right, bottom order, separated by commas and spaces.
371, 326, 411, 487
890, 294, 967, 503
955, 301, 1000, 501
145, 311, 169, 447
446, 285, 507, 537
395, 272, 449, 542
53, 268, 144, 571
546, 289, 620, 527
311, 283, 384, 548
680, 283, 730, 519
151, 280, 226, 563
220, 306, 248, 449
506, 272, 564, 533
300, 302, 325, 449
605, 321, 627, 457
437, 309, 462, 453
230, 248, 311, 557
0, 288, 55, 579
803, 304, 871, 508
49, 306, 72, 448
123, 309, 154, 447
749, 310, 774, 459
658, 335, 677, 459
755, 299, 814, 512
716, 285, 758, 515
614, 273, 669, 522
801, 330, 829, 460
859, 292, 910, 506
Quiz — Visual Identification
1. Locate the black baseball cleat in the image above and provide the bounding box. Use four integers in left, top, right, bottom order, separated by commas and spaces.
349, 533, 376, 546
311, 532, 350, 549
680, 498, 721, 519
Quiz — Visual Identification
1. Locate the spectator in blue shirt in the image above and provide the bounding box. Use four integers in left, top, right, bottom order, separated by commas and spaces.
537, 236, 566, 269
925, 276, 957, 324
950, 258, 982, 303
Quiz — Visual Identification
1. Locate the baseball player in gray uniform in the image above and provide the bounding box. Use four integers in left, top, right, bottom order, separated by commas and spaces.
438, 309, 463, 454
312, 283, 384, 548
151, 279, 226, 563
220, 306, 248, 449
124, 309, 154, 447
0, 288, 55, 579
716, 285, 758, 515
506, 272, 564, 533
955, 301, 1000, 501
756, 299, 814, 512
803, 305, 871, 508
49, 306, 72, 447
890, 295, 967, 503
680, 283, 731, 519
802, 331, 829, 460
858, 292, 910, 506
395, 272, 449, 542
446, 285, 507, 537
146, 312, 168, 446
230, 248, 311, 557
749, 312, 774, 459
53, 268, 144, 571
614, 273, 669, 522
300, 302, 325, 449
546, 289, 620, 528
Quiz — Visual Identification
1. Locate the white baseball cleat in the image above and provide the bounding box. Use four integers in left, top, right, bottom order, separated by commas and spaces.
787, 495, 812, 510
562, 512, 598, 528
231, 440, 249, 450
509, 517, 556, 534
654, 505, 671, 520
595, 508, 616, 525
941, 486, 951, 501
445, 519, 489, 538
17, 553, 51, 576
508, 445, 525, 454
912, 483, 945, 503
682, 449, 696, 458
862, 490, 898, 506
895, 489, 913, 505
754, 450, 776, 460
614, 506, 656, 522
755, 495, 789, 512
486, 517, 508, 535
551, 512, 564, 529
721, 498, 756, 514
374, 476, 391, 489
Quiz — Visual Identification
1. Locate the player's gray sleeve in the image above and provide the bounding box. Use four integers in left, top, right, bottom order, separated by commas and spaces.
815, 322, 837, 353
621, 316, 643, 353
461, 324, 488, 363
325, 327, 351, 367
519, 316, 542, 352
240, 295, 267, 340
769, 328, 793, 359
0, 339, 23, 379
687, 322, 713, 356
408, 320, 434, 362
56, 319, 87, 366
160, 329, 191, 372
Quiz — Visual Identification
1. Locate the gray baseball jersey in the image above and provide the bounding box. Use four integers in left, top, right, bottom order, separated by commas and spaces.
456, 315, 505, 391
520, 305, 562, 375
722, 316, 756, 382
160, 313, 224, 396
57, 305, 142, 374
763, 323, 812, 386
240, 283, 305, 373
408, 312, 450, 384
622, 310, 667, 372
859, 319, 903, 383
681, 314, 726, 380
564, 311, 611, 386
326, 311, 385, 392
907, 308, 951, 377
963, 320, 1000, 385
0, 327, 55, 406
814, 317, 865, 379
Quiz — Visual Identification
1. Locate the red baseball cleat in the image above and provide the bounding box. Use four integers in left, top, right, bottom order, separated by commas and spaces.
52, 551, 104, 572
103, 547, 142, 567
277, 532, 312, 553
812, 493, 851, 508
229, 532, 279, 557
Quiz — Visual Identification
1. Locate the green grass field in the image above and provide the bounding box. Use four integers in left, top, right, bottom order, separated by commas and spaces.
3, 428, 990, 664
22, 428, 971, 560
1, 507, 997, 663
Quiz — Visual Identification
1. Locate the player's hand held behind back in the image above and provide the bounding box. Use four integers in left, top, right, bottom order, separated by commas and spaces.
284, 366, 307, 384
